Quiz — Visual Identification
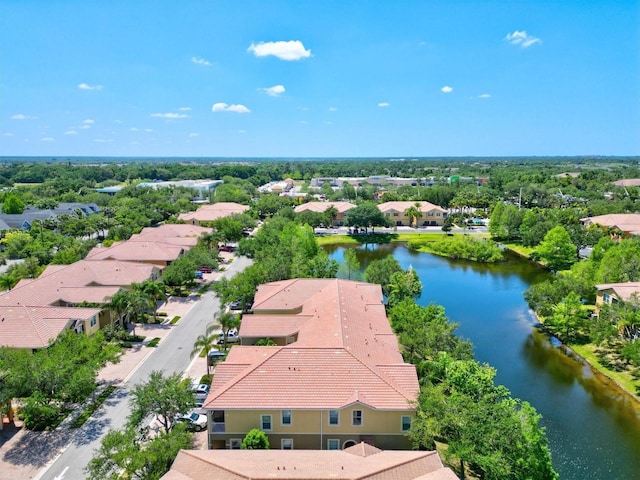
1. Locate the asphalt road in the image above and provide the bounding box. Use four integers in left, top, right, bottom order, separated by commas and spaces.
36, 255, 252, 480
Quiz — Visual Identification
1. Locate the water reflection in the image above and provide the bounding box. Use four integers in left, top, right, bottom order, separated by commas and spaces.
326, 243, 640, 480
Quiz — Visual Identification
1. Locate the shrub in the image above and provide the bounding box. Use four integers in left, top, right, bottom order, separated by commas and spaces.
199, 374, 213, 385
156, 311, 168, 317
242, 428, 270, 449
147, 337, 161, 348
170, 316, 181, 325
70, 386, 116, 428
22, 394, 64, 431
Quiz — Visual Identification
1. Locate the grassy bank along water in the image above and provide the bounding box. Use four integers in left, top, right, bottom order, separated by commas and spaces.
316, 232, 483, 247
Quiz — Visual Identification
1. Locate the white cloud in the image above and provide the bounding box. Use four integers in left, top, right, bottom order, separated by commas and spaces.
259, 85, 285, 97
94, 138, 113, 143
505, 30, 541, 48
130, 127, 139, 132
298, 120, 308, 125
238, 130, 246, 134
11, 114, 36, 120
2, 133, 14, 136
64, 130, 78, 135
40, 137, 54, 142
478, 93, 491, 99
78, 83, 103, 90
79, 125, 91, 129
247, 40, 311, 61
441, 86, 453, 93
189, 133, 198, 137
150, 112, 190, 119
145, 128, 153, 133
378, 102, 390, 107
83, 119, 95, 124
179, 107, 192, 111
191, 56, 213, 66
324, 121, 333, 125
211, 102, 251, 113
328, 107, 337, 112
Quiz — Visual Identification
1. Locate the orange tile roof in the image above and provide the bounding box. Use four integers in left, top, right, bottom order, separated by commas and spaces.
178, 202, 250, 222
207, 279, 418, 411
86, 241, 185, 263
0, 260, 158, 307
580, 214, 640, 235
596, 282, 640, 302
131, 224, 213, 245
294, 202, 356, 214
378, 201, 446, 214
161, 444, 456, 480
0, 305, 101, 349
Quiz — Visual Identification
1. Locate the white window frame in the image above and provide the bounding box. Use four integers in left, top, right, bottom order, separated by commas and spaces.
281, 438, 293, 450
329, 410, 339, 426
327, 439, 340, 450
261, 414, 272, 431
352, 410, 363, 426
230, 438, 242, 449
90, 317, 97, 327
401, 415, 412, 432
281, 409, 292, 426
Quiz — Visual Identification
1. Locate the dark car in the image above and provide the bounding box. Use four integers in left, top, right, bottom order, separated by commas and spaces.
199, 266, 213, 273
219, 245, 235, 253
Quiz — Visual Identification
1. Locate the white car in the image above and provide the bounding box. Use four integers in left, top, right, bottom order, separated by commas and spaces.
178, 411, 207, 432
217, 331, 239, 344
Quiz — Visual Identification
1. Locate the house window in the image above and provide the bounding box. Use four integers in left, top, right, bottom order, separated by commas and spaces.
436, 213, 441, 217
603, 293, 611, 304
329, 410, 339, 426
261, 414, 272, 431
327, 439, 340, 450
428, 212, 434, 216
281, 438, 293, 450
393, 212, 399, 217
281, 410, 292, 426
230, 438, 242, 449
401, 415, 412, 432
90, 317, 97, 327
352, 410, 362, 426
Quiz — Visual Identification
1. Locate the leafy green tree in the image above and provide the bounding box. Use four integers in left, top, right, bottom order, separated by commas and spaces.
212, 216, 244, 244
215, 310, 241, 351
2, 193, 25, 214
345, 201, 389, 232
241, 428, 270, 449
488, 202, 506, 239
127, 371, 194, 434
86, 418, 192, 480
387, 269, 422, 307
536, 226, 576, 271
339, 248, 361, 280
547, 291, 586, 342
364, 255, 403, 297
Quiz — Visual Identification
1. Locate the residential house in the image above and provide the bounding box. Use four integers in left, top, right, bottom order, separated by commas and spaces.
580, 214, 640, 236
0, 305, 102, 349
378, 201, 447, 227
204, 278, 419, 451
293, 202, 356, 226
0, 203, 101, 231
178, 202, 250, 226
0, 260, 160, 330
128, 224, 213, 247
161, 443, 458, 480
85, 241, 186, 267
595, 282, 640, 314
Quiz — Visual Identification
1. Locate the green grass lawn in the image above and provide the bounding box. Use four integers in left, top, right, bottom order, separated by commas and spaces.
571, 344, 639, 399
316, 232, 484, 246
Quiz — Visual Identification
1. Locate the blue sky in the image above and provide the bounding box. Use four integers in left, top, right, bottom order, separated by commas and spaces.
1, 0, 638, 158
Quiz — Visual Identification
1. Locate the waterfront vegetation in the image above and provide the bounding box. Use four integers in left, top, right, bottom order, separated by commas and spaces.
408, 234, 502, 262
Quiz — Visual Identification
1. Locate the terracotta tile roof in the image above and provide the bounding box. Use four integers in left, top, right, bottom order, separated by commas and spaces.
212, 279, 418, 411
612, 179, 640, 187
294, 202, 356, 214
596, 282, 640, 302
130, 224, 213, 246
580, 214, 640, 235
0, 305, 100, 349
161, 445, 455, 480
86, 241, 185, 263
178, 202, 250, 222
378, 201, 446, 214
0, 260, 158, 307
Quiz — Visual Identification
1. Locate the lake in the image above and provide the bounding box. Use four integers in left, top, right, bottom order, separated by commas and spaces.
325, 243, 640, 480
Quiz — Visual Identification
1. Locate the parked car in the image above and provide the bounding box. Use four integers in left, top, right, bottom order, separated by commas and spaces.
219, 245, 235, 253
199, 266, 213, 273
217, 331, 239, 344
207, 350, 226, 365
229, 300, 251, 311
177, 411, 207, 432
193, 383, 210, 396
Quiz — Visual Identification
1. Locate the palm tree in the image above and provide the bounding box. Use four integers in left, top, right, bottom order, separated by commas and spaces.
324, 206, 339, 227
191, 324, 220, 375
404, 203, 422, 228
136, 280, 167, 321
216, 310, 241, 351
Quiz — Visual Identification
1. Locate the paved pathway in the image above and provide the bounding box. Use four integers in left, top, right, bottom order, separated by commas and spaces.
0, 255, 249, 480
